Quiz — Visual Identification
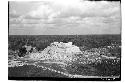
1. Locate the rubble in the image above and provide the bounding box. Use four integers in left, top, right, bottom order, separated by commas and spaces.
9, 41, 120, 67
29, 42, 82, 62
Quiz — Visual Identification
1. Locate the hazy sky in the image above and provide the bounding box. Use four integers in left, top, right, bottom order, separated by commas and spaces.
9, 0, 121, 35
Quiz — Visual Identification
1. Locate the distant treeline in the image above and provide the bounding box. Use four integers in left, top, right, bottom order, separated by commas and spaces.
8, 35, 121, 51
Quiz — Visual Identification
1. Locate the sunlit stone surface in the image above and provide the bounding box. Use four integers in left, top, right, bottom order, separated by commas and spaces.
28, 42, 82, 62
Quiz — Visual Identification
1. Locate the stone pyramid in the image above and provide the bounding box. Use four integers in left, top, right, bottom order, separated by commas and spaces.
29, 42, 82, 62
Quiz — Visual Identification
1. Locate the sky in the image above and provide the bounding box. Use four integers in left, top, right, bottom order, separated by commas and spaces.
9, 0, 121, 35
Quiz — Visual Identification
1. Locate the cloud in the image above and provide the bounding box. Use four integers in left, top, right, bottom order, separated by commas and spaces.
9, 10, 20, 18
10, 1, 120, 23
56, 1, 120, 18
9, 0, 121, 35
26, 3, 60, 20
